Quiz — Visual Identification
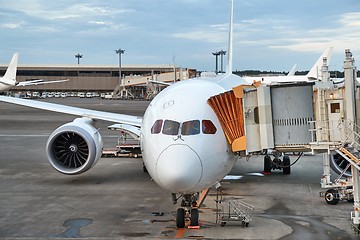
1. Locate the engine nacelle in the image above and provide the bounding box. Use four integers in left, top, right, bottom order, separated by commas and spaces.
46, 117, 103, 175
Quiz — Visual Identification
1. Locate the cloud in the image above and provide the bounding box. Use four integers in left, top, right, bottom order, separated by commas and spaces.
0, 23, 21, 29
1, 1, 133, 21
172, 25, 227, 43
266, 12, 360, 53
0, 1, 135, 36
88, 21, 113, 26
173, 30, 225, 43
339, 12, 360, 27
27, 25, 59, 33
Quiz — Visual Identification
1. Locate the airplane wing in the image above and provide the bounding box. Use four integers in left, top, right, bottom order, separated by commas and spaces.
0, 96, 143, 127
17, 79, 69, 87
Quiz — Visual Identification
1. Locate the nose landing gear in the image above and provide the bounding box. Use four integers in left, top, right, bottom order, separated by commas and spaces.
173, 194, 200, 228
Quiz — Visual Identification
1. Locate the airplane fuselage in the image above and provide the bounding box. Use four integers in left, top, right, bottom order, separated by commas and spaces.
141, 74, 244, 194
243, 75, 313, 84
0, 78, 14, 92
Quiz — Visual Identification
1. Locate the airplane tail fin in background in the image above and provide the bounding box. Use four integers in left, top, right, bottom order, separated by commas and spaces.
306, 47, 333, 79
225, 0, 234, 75
2, 53, 18, 85
287, 64, 297, 76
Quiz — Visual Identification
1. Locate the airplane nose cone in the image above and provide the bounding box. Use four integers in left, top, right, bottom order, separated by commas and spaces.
156, 144, 203, 193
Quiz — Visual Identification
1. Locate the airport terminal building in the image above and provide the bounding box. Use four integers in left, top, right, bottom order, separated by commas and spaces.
0, 64, 197, 98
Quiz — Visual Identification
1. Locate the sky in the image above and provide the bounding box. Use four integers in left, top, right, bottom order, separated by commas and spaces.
0, 0, 360, 72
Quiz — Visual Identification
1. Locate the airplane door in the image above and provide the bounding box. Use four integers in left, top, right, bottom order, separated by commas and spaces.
327, 100, 345, 142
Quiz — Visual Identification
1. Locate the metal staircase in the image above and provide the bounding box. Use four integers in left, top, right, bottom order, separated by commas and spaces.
336, 120, 360, 171
335, 146, 360, 172
328, 120, 360, 231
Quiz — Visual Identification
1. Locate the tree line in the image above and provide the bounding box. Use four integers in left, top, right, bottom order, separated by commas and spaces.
233, 70, 360, 78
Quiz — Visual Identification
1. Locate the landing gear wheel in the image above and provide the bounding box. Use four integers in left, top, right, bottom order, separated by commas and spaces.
176, 208, 185, 228
264, 155, 272, 173
282, 155, 291, 175
325, 189, 340, 205
190, 208, 199, 226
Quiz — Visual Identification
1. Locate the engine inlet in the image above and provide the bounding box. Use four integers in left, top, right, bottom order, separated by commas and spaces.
52, 132, 89, 169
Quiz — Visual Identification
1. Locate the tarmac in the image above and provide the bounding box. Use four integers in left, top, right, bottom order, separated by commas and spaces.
0, 97, 358, 239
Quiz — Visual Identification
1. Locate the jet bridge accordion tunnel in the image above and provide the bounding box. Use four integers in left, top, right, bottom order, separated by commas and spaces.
208, 82, 315, 154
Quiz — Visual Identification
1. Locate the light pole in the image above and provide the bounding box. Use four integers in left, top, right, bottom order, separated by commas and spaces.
75, 53, 83, 65
115, 48, 125, 87
219, 50, 227, 73
212, 51, 220, 73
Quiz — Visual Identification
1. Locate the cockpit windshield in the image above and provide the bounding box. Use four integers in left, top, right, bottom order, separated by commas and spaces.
162, 120, 180, 135
202, 120, 217, 134
151, 119, 163, 134
150, 119, 217, 136
181, 120, 200, 135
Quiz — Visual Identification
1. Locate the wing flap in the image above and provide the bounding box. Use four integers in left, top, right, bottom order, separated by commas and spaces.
108, 123, 141, 140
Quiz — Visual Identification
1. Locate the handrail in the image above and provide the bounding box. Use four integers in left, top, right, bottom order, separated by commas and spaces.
309, 119, 360, 147
338, 120, 360, 150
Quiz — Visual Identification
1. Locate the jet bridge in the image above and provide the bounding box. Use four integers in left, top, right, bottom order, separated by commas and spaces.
208, 81, 315, 155
208, 49, 360, 234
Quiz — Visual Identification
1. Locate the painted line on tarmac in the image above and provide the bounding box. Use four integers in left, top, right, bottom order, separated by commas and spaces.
174, 228, 186, 238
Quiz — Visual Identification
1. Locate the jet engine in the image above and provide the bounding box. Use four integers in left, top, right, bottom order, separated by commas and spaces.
46, 117, 103, 175
330, 151, 351, 178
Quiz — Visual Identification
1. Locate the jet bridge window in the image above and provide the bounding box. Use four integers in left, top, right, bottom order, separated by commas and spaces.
151, 119, 163, 134
254, 107, 259, 124
181, 120, 200, 135
330, 103, 340, 113
202, 120, 217, 134
162, 120, 180, 135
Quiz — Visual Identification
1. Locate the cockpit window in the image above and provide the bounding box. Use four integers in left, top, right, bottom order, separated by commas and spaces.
181, 120, 200, 135
162, 120, 180, 135
152, 119, 216, 136
151, 119, 163, 134
202, 120, 217, 134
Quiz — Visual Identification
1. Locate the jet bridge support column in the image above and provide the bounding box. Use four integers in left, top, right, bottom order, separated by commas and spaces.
320, 152, 332, 188
344, 49, 357, 125
352, 165, 360, 226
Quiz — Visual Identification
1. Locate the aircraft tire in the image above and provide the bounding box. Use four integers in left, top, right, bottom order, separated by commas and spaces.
176, 208, 185, 228
264, 155, 272, 173
190, 208, 199, 226
325, 189, 340, 205
283, 155, 291, 175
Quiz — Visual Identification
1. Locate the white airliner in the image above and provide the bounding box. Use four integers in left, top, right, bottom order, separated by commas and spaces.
0, 1, 249, 228
0, 53, 69, 92
243, 47, 334, 84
